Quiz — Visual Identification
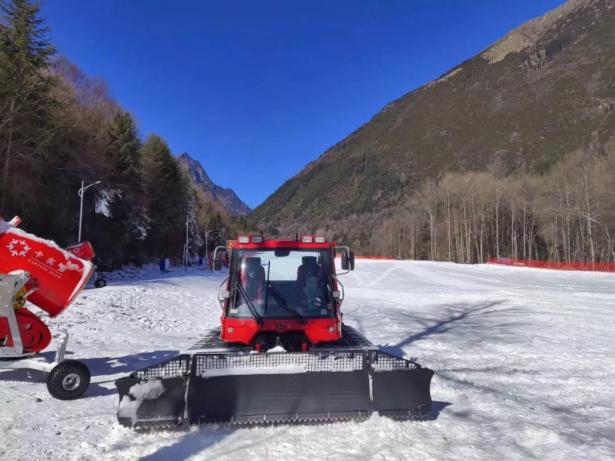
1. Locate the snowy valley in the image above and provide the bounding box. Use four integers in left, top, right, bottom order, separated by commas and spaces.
1, 260, 614, 460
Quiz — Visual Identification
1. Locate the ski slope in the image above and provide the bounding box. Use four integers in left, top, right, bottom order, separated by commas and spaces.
1, 260, 615, 461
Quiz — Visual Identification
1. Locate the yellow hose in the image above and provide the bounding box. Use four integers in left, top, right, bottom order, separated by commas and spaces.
13, 287, 27, 310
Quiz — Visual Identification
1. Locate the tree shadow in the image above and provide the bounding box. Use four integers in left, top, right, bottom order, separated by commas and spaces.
138, 427, 234, 461
349, 300, 510, 423
396, 400, 451, 421
0, 350, 178, 398
430, 400, 452, 419
437, 367, 610, 448
80, 350, 178, 376
379, 300, 507, 357
138, 424, 291, 461
81, 350, 179, 397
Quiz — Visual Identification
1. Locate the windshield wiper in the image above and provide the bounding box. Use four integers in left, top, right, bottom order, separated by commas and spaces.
267, 282, 306, 324
264, 261, 271, 315
233, 280, 264, 326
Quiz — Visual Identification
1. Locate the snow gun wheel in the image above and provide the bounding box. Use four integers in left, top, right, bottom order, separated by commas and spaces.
46, 360, 90, 400
94, 278, 107, 289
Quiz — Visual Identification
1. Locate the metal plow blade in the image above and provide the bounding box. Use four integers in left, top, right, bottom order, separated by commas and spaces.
116, 355, 191, 428
115, 349, 433, 428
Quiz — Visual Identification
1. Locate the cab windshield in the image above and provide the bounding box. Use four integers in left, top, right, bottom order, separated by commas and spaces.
229, 249, 333, 319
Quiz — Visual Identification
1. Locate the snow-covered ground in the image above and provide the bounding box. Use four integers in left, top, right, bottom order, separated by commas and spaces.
2, 260, 615, 461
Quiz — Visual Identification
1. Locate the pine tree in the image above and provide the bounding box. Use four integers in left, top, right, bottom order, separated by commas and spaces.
0, 0, 57, 213
106, 110, 141, 185
87, 110, 148, 266
142, 134, 189, 258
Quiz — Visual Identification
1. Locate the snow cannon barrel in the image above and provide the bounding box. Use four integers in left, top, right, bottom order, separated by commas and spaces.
0, 218, 94, 317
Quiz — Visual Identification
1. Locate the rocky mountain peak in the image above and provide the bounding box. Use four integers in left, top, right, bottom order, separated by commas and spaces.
177, 153, 251, 217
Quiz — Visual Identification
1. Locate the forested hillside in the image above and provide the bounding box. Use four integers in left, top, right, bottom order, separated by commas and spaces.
4, 0, 615, 266
250, 0, 615, 264
0, 0, 238, 268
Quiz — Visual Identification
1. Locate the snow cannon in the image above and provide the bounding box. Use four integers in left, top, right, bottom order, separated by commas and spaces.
1, 217, 93, 400
0, 217, 94, 353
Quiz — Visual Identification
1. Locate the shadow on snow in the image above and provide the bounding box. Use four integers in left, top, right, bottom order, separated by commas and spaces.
371, 300, 508, 357
0, 350, 178, 398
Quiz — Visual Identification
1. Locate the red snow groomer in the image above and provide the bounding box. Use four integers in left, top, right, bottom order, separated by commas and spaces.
0, 217, 94, 399
116, 235, 433, 427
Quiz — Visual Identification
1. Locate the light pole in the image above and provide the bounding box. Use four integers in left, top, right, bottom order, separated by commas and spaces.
204, 229, 219, 269
77, 180, 101, 243
184, 214, 190, 270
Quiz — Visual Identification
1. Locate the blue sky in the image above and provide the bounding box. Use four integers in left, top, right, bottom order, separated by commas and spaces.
42, 0, 565, 209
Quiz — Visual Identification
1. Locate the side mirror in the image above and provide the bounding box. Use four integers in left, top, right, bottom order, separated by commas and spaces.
212, 246, 227, 272
341, 252, 349, 271
337, 246, 354, 273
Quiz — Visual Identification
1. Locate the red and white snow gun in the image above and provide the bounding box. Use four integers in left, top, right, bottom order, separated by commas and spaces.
0, 216, 95, 399
0, 216, 94, 353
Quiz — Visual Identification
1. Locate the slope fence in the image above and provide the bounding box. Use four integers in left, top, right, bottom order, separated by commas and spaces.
488, 257, 615, 273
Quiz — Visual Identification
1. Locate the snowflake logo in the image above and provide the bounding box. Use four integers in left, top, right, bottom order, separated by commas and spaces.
46, 257, 56, 266
35, 251, 44, 258
5, 239, 30, 257
66, 262, 80, 272
58, 263, 67, 273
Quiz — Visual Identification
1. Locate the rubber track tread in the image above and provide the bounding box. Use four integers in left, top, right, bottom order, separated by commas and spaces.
132, 411, 428, 430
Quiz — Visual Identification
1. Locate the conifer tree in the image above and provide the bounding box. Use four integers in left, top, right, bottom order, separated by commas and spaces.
142, 134, 190, 257
88, 110, 148, 266
106, 111, 141, 185
0, 0, 57, 213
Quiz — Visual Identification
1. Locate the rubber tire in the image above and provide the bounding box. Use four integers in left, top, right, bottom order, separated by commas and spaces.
46, 360, 91, 400
94, 278, 107, 288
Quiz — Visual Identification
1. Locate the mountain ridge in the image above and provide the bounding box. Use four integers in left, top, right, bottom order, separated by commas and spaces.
249, 0, 615, 242
177, 153, 251, 217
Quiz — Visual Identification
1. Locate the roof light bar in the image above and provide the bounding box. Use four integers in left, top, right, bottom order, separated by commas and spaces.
302, 235, 327, 243
238, 235, 264, 244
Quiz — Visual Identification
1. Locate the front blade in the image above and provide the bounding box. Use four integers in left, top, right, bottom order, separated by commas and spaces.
115, 349, 434, 427
116, 355, 190, 428
188, 351, 371, 424
369, 350, 434, 418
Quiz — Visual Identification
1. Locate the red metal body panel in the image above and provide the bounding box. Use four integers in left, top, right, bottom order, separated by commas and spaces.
221, 316, 342, 345
0, 224, 94, 317
0, 307, 52, 353
66, 241, 96, 261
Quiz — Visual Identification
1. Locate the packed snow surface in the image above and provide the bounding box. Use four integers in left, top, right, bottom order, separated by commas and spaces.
1, 260, 615, 460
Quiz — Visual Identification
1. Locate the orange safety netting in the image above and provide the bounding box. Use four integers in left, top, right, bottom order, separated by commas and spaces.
487, 257, 615, 273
